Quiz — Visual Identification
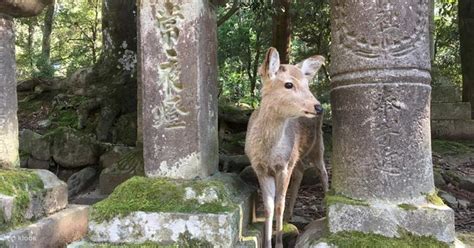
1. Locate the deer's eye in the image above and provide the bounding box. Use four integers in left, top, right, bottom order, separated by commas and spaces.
284, 82, 293, 89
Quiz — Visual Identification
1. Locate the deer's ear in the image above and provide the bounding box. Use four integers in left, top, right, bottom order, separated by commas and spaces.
259, 47, 280, 79
297, 55, 325, 80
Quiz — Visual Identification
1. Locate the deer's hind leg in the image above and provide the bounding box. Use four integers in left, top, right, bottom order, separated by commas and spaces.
284, 162, 304, 222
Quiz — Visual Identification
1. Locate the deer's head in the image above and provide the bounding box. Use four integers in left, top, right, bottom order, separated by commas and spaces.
259, 47, 325, 119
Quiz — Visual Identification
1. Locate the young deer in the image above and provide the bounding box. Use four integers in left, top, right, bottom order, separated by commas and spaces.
245, 47, 328, 248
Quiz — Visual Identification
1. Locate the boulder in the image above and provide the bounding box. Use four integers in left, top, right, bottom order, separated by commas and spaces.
239, 166, 258, 187
19, 129, 52, 161
27, 157, 50, 170
219, 154, 250, 173
67, 166, 98, 197
51, 128, 100, 168
112, 113, 137, 146
459, 176, 474, 192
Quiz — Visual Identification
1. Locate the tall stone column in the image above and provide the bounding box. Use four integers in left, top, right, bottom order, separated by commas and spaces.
0, 1, 52, 168
0, 15, 18, 168
138, 0, 218, 179
328, 0, 455, 243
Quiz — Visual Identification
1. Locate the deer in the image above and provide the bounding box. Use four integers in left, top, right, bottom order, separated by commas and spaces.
245, 47, 328, 248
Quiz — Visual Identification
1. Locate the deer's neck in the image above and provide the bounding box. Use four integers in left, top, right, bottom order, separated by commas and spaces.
256, 102, 290, 148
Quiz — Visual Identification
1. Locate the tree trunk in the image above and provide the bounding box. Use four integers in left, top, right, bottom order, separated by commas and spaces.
459, 0, 474, 118
40, 0, 54, 77
83, 0, 138, 142
271, 0, 291, 64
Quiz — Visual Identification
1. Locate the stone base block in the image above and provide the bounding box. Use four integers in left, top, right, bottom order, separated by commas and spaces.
432, 86, 462, 103
327, 202, 455, 243
432, 119, 474, 140
0, 205, 89, 248
431, 102, 472, 120
0, 169, 67, 231
85, 173, 256, 247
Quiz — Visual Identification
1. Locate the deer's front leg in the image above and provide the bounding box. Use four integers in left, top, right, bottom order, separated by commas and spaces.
257, 174, 276, 248
274, 167, 294, 248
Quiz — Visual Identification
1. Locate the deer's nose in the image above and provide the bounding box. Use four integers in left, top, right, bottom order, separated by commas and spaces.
314, 104, 323, 114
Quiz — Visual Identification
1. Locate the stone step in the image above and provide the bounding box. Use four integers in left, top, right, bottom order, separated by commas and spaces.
0, 169, 67, 231
82, 174, 256, 247
432, 86, 462, 103
431, 102, 472, 120
0, 205, 89, 248
432, 119, 474, 140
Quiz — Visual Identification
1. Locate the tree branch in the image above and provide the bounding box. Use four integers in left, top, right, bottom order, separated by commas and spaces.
217, 0, 239, 27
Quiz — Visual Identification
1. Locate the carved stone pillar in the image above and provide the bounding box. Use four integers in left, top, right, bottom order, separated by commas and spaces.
138, 0, 218, 179
328, 0, 455, 243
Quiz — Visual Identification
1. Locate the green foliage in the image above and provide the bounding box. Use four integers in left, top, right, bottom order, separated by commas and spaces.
91, 176, 238, 222
433, 0, 461, 87
15, 0, 101, 80
320, 231, 449, 248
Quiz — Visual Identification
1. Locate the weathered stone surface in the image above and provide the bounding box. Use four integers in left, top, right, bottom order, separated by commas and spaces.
431, 102, 472, 120
0, 0, 52, 18
99, 146, 133, 169
34, 169, 68, 215
111, 112, 137, 146
51, 128, 100, 168
327, 202, 455, 243
239, 165, 258, 187
139, 0, 218, 179
328, 0, 455, 244
0, 194, 14, 223
295, 218, 327, 248
0, 16, 19, 169
26, 157, 50, 170
432, 86, 462, 103
459, 176, 474, 192
88, 174, 255, 246
19, 130, 52, 161
99, 149, 144, 194
0, 205, 89, 248
67, 166, 97, 197
220, 154, 250, 173
432, 119, 474, 140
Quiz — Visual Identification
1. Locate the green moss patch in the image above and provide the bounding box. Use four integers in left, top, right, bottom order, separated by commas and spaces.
425, 190, 445, 206
91, 176, 238, 222
398, 204, 418, 211
320, 231, 448, 248
0, 169, 44, 232
325, 192, 369, 207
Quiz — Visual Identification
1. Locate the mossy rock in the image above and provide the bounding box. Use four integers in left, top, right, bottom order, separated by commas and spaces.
318, 231, 449, 248
0, 169, 44, 232
432, 139, 474, 156
91, 175, 242, 222
112, 113, 137, 146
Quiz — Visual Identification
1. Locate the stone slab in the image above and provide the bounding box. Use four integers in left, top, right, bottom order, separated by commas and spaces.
431, 102, 472, 120
138, 0, 219, 179
432, 119, 474, 140
432, 86, 462, 103
0, 205, 89, 248
33, 169, 68, 215
327, 201, 455, 243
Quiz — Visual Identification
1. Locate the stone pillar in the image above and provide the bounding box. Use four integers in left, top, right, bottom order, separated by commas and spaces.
0, 15, 18, 168
0, 1, 52, 168
329, 0, 455, 243
138, 0, 218, 179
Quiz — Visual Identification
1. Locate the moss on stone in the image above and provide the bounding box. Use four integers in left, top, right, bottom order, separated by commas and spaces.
398, 204, 418, 211
282, 223, 299, 235
320, 231, 449, 248
90, 176, 238, 222
324, 192, 369, 207
0, 169, 44, 231
425, 190, 445, 206
83, 242, 178, 248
